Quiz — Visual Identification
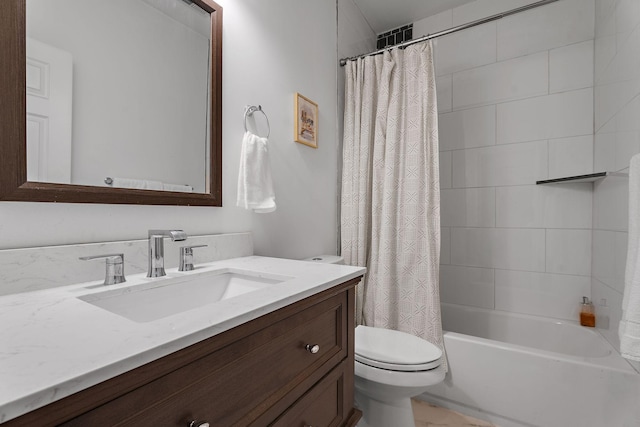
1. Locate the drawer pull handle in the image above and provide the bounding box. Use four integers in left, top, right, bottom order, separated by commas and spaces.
189, 421, 210, 427
305, 344, 320, 354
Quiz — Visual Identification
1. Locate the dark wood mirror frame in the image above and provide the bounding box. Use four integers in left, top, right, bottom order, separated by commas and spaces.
0, 0, 222, 206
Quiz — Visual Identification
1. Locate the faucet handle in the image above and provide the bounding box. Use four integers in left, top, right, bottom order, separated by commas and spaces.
179, 245, 208, 271
79, 253, 126, 285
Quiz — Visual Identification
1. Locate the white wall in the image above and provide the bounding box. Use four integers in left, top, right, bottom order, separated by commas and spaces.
415, 0, 596, 322
338, 0, 377, 61
337, 0, 377, 246
337, 0, 377, 113
227, 0, 339, 258
0, 1, 339, 265
592, 0, 640, 356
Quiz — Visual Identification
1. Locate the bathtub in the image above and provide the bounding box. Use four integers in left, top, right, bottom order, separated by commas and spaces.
421, 303, 640, 427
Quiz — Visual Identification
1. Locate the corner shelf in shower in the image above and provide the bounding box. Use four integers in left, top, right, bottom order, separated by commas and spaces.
536, 171, 627, 185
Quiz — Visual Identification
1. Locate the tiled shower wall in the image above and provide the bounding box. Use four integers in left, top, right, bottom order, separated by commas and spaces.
592, 0, 640, 352
417, 0, 597, 321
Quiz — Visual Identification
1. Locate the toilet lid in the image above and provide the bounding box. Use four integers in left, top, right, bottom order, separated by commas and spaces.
355, 325, 442, 372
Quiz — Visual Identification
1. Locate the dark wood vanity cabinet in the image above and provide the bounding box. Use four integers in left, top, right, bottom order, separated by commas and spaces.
5, 277, 362, 427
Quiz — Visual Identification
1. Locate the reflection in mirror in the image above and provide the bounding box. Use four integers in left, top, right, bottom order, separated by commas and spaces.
25, 0, 211, 193
0, 0, 222, 206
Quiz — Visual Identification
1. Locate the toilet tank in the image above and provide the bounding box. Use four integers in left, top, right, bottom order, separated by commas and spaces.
304, 255, 344, 265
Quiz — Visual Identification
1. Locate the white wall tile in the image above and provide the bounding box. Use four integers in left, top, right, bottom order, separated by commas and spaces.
616, 92, 640, 133
612, 131, 640, 171
593, 176, 630, 232
337, 0, 376, 59
594, 128, 640, 176
607, 95, 640, 170
452, 140, 547, 188
452, 0, 540, 27
497, 88, 593, 144
595, 0, 616, 39
497, 0, 595, 61
495, 269, 591, 320
599, 116, 618, 134
453, 52, 548, 109
595, 34, 617, 84
616, 0, 640, 41
592, 230, 628, 294
439, 105, 496, 151
440, 265, 495, 309
451, 228, 545, 271
546, 229, 592, 276
548, 135, 594, 178
435, 22, 496, 77
440, 151, 452, 189
436, 75, 453, 113
441, 227, 451, 265
413, 9, 452, 38
496, 184, 592, 229
592, 229, 614, 284
595, 80, 640, 131
611, 26, 640, 81
550, 41, 594, 94
600, 24, 640, 85
594, 131, 616, 172
441, 188, 496, 227
592, 277, 624, 350
594, 83, 622, 131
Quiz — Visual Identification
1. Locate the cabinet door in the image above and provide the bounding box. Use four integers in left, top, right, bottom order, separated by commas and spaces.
271, 361, 348, 427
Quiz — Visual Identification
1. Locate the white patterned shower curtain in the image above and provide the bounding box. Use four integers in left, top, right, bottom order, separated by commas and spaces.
341, 41, 445, 363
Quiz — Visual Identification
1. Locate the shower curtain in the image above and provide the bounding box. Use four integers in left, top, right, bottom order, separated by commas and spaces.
341, 41, 445, 362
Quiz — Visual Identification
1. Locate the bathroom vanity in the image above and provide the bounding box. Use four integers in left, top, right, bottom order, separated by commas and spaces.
0, 256, 365, 426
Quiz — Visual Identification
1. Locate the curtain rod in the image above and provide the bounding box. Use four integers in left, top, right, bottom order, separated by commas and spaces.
339, 0, 560, 66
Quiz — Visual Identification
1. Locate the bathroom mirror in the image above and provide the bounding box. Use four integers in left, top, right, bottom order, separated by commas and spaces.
0, 0, 222, 206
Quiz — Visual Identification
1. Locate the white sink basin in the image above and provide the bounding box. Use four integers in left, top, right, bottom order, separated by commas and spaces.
78, 269, 291, 323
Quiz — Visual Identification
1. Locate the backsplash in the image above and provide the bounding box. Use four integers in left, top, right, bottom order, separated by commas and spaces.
0, 232, 253, 296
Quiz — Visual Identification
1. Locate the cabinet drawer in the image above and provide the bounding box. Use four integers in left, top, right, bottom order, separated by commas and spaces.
271, 361, 347, 427
65, 291, 347, 427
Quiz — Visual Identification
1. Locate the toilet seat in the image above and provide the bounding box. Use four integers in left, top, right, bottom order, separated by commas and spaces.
355, 325, 442, 372
355, 353, 441, 371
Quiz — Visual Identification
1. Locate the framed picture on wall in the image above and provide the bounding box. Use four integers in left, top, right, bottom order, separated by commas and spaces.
294, 93, 318, 148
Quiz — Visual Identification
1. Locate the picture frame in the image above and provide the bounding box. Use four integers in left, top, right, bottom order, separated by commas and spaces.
294, 92, 318, 148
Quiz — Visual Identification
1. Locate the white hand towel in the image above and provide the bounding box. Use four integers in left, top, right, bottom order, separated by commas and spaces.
163, 183, 193, 193
142, 180, 163, 191
621, 153, 640, 361
111, 177, 146, 189
237, 131, 276, 213
111, 178, 163, 190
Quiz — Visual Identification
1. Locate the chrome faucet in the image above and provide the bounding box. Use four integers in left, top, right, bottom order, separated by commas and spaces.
148, 229, 188, 277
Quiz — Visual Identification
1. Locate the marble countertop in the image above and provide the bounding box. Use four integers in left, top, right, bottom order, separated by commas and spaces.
0, 256, 365, 423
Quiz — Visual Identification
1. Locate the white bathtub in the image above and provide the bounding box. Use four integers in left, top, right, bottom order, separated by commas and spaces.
421, 303, 640, 427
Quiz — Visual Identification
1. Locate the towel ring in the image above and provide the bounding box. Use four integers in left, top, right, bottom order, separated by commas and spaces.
244, 105, 271, 138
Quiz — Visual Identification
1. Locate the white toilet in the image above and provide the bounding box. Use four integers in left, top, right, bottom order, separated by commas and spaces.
354, 325, 445, 427
305, 256, 446, 427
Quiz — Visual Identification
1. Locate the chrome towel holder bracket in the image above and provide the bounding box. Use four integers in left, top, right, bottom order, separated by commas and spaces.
244, 105, 271, 138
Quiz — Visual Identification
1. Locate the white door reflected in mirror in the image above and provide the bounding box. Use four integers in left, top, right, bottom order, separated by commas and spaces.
26, 38, 72, 184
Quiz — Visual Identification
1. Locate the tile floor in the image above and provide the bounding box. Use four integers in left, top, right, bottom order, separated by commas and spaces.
411, 399, 497, 427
